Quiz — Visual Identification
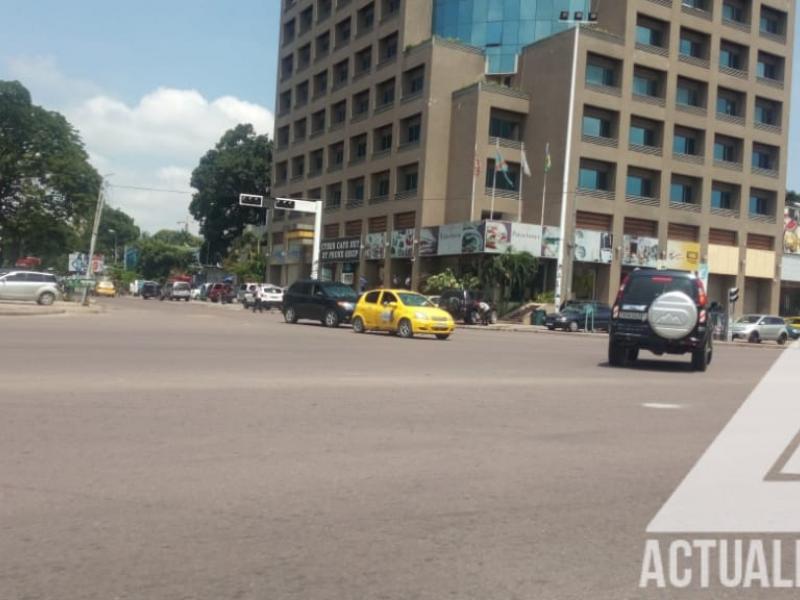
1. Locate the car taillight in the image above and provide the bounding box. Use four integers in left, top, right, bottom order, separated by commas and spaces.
615, 274, 630, 305
612, 305, 620, 319
695, 278, 707, 308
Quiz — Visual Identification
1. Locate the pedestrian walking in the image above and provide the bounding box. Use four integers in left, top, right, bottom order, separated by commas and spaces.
252, 285, 264, 313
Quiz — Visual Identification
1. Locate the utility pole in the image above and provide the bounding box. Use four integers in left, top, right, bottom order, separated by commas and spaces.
82, 174, 111, 305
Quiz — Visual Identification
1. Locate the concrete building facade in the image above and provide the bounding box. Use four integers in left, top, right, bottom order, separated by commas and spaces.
270, 0, 794, 315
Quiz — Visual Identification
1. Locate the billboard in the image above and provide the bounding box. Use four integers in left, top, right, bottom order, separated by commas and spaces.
320, 237, 361, 263
666, 240, 701, 271
364, 232, 386, 260
390, 229, 415, 258
419, 227, 439, 256
509, 223, 542, 256
573, 229, 612, 263
784, 206, 800, 255
68, 253, 104, 274
622, 235, 659, 267
483, 221, 512, 254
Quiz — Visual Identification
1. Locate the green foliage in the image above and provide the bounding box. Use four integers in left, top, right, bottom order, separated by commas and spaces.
479, 251, 539, 308
189, 124, 272, 261
223, 230, 266, 282
0, 80, 101, 267
534, 290, 555, 304
788, 190, 799, 206
136, 237, 196, 280
422, 268, 481, 294
92, 206, 141, 260
152, 229, 202, 247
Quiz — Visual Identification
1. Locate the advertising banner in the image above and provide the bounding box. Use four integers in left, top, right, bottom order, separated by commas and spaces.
784, 206, 800, 255
419, 227, 439, 256
460, 222, 484, 254
666, 239, 701, 271
509, 223, 542, 257
364, 232, 386, 260
541, 226, 561, 259
68, 253, 105, 274
320, 237, 361, 263
437, 223, 464, 255
390, 229, 415, 258
483, 221, 512, 254
574, 229, 612, 263
622, 235, 659, 267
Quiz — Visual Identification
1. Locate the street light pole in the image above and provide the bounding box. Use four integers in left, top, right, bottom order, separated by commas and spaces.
108, 228, 117, 265
82, 173, 112, 304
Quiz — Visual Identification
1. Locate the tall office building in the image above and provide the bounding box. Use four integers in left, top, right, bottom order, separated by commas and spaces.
270, 0, 794, 314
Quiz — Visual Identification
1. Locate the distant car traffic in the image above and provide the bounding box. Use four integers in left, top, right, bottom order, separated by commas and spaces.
545, 301, 611, 332
236, 282, 258, 304
282, 279, 358, 327
438, 288, 497, 324
608, 269, 713, 371
140, 281, 160, 299
207, 283, 235, 304
160, 281, 191, 301
731, 315, 789, 345
0, 271, 60, 305
352, 289, 455, 339
95, 280, 116, 297
243, 284, 284, 309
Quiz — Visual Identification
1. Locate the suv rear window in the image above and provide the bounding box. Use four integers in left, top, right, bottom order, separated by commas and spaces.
622, 275, 697, 305
320, 283, 357, 299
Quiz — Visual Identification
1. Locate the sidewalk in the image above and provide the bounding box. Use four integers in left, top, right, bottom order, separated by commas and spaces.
0, 300, 105, 317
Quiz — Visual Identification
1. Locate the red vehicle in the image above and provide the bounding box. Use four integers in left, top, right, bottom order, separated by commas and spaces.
207, 283, 235, 304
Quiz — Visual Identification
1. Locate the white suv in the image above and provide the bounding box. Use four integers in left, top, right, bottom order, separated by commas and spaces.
0, 271, 61, 305
243, 284, 284, 309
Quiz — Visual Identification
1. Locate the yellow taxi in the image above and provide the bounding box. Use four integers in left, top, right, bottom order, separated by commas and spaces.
352, 289, 455, 340
95, 280, 116, 297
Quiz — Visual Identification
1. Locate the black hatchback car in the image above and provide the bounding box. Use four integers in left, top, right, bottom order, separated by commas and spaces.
545, 301, 612, 332
608, 269, 712, 371
282, 279, 359, 327
438, 288, 497, 324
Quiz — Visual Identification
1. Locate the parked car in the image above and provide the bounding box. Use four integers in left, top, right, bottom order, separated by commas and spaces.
95, 280, 116, 297
171, 281, 191, 301
427, 295, 441, 307
352, 289, 455, 339
207, 283, 235, 304
194, 282, 212, 301
0, 271, 60, 305
282, 279, 359, 327
243, 284, 284, 309
438, 288, 497, 324
140, 281, 160, 299
236, 282, 258, 304
731, 315, 789, 345
784, 317, 800, 340
545, 301, 611, 332
608, 269, 713, 371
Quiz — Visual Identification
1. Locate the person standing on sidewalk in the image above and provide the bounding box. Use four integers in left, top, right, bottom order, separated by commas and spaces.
252, 285, 264, 313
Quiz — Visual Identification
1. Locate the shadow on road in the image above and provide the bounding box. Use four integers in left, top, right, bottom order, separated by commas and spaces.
597, 359, 695, 373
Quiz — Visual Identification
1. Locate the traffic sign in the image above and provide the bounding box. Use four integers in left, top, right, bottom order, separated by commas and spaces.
239, 193, 264, 208
729, 287, 739, 304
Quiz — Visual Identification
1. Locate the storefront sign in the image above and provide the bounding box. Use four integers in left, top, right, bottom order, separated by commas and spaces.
785, 206, 800, 255
419, 227, 439, 256
437, 223, 464, 255
574, 229, 612, 263
320, 237, 361, 263
666, 239, 701, 271
509, 223, 542, 257
622, 235, 659, 267
364, 232, 386, 260
542, 226, 561, 258
483, 221, 511, 254
390, 229, 415, 258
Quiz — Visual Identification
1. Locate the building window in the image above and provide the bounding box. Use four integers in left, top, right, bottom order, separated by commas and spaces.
582, 115, 611, 138
760, 7, 785, 36
722, 2, 746, 23
720, 42, 746, 70
714, 139, 737, 162
679, 37, 701, 58
712, 188, 733, 210
749, 195, 770, 216
717, 95, 739, 116
633, 69, 661, 97
486, 160, 519, 191
673, 133, 697, 156
752, 145, 776, 170
676, 78, 703, 107
404, 171, 418, 191
578, 161, 612, 191
755, 98, 779, 126
757, 52, 782, 81
586, 63, 614, 87
670, 182, 693, 204
490, 110, 523, 140
629, 122, 657, 147
626, 173, 655, 198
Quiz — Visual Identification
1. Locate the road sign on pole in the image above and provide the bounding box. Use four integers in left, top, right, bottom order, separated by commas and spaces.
271, 197, 323, 279
239, 193, 264, 208
726, 287, 739, 342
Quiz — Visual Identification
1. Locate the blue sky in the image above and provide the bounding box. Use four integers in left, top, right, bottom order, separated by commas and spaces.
1, 1, 799, 232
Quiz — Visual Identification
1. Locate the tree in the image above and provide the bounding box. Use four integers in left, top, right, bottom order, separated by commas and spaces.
479, 251, 539, 310
223, 231, 266, 282
0, 80, 100, 266
423, 268, 480, 294
152, 229, 202, 247
136, 237, 196, 281
787, 190, 799, 206
189, 124, 272, 260
92, 206, 141, 264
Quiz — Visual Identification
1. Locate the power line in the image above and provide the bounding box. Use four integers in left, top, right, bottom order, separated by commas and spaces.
108, 184, 195, 195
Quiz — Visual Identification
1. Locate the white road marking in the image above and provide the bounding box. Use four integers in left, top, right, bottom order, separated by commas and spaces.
642, 403, 683, 410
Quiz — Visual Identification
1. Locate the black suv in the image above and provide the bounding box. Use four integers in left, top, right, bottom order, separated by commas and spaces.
282, 279, 359, 327
608, 269, 712, 371
438, 288, 497, 324
140, 281, 160, 300
545, 300, 612, 332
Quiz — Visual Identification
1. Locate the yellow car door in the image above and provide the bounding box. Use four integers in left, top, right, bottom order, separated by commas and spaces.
377, 291, 400, 331
359, 290, 381, 329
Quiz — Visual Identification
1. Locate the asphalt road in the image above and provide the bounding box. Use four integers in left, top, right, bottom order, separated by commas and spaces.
0, 298, 784, 599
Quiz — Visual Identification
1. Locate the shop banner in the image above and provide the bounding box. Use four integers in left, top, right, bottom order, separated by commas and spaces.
483, 221, 512, 254
574, 229, 612, 263
542, 226, 561, 259
509, 223, 542, 257
784, 206, 800, 255
666, 239, 701, 271
67, 253, 105, 274
320, 237, 361, 263
460, 222, 484, 254
419, 227, 439, 256
390, 229, 415, 258
622, 235, 659, 267
437, 223, 464, 255
364, 232, 386, 260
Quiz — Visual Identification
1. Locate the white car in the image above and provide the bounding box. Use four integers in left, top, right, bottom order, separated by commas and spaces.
243, 284, 284, 309
0, 271, 61, 305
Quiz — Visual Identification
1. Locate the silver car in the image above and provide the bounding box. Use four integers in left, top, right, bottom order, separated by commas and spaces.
0, 271, 61, 305
731, 314, 789, 345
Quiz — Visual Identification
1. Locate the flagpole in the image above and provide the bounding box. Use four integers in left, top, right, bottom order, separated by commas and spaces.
491, 139, 498, 220
517, 142, 524, 223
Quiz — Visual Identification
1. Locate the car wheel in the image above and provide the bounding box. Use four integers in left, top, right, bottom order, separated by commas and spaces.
323, 309, 340, 328
284, 306, 298, 323
568, 321, 579, 333
397, 318, 414, 339
352, 316, 365, 333
546, 324, 555, 330
778, 332, 788, 346
692, 342, 711, 372
435, 333, 450, 340
748, 331, 760, 344
608, 339, 628, 367
37, 291, 55, 306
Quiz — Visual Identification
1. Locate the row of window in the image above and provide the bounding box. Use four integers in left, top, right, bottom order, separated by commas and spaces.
283, 0, 401, 45
279, 61, 423, 120
578, 159, 778, 216
276, 163, 420, 209
582, 108, 781, 170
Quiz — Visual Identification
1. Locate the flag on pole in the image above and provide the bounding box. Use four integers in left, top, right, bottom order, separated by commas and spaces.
520, 147, 532, 177
544, 142, 552, 173
495, 148, 514, 187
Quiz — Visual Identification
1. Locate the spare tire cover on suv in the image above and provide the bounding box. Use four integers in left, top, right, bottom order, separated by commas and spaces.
647, 291, 698, 340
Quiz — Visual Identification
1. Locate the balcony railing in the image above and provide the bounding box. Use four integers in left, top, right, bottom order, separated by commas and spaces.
754, 121, 782, 135
629, 143, 663, 157
714, 159, 743, 172
760, 30, 787, 45
488, 136, 523, 150
752, 166, 779, 179
395, 190, 418, 202
678, 54, 710, 69
722, 18, 750, 34
711, 206, 739, 219
670, 201, 701, 213
681, 4, 712, 20
719, 65, 748, 80
676, 103, 707, 117
635, 42, 669, 57
581, 134, 618, 148
633, 92, 666, 108
398, 139, 420, 152
673, 152, 704, 166
485, 188, 520, 200
369, 194, 390, 205
346, 197, 365, 209
626, 194, 660, 207
716, 112, 745, 126
371, 148, 391, 160
757, 76, 784, 90
585, 82, 622, 97
577, 188, 615, 201
748, 213, 776, 224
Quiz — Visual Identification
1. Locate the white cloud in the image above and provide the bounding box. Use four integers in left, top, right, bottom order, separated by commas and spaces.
3, 56, 274, 234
